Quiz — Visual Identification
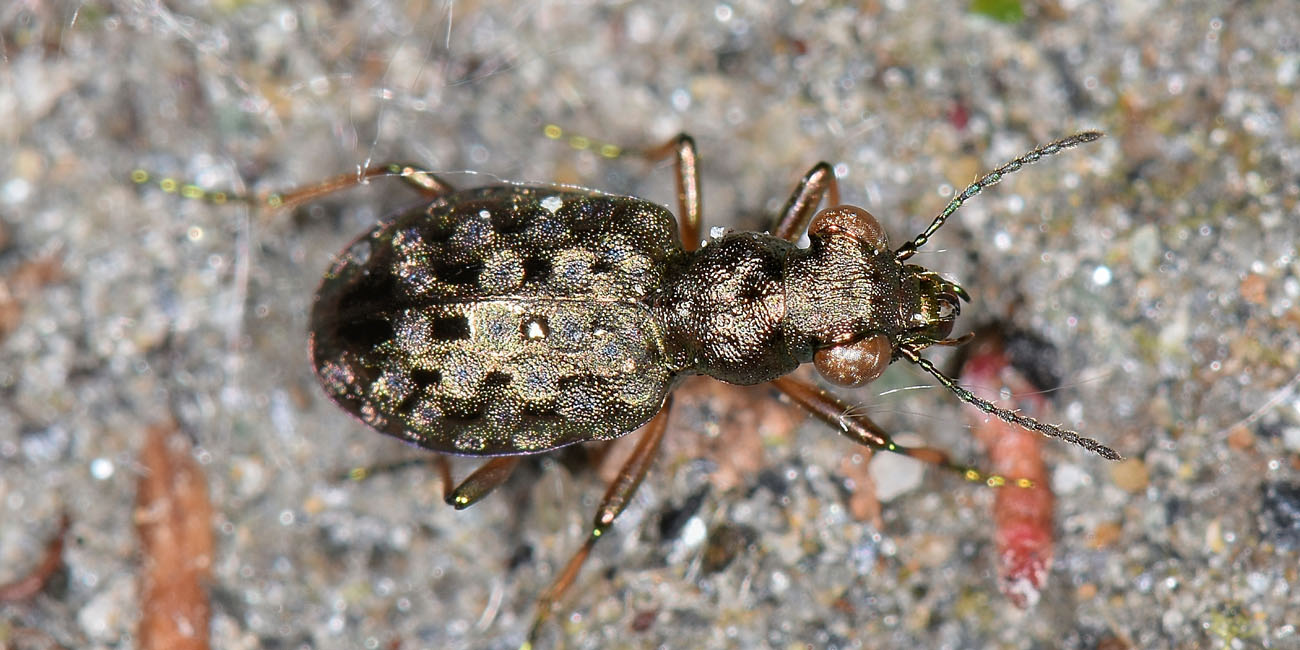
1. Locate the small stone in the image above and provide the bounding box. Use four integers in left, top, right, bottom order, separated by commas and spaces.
1089, 521, 1123, 549
78, 576, 135, 642
1239, 273, 1268, 305
1226, 425, 1255, 451
1205, 518, 1226, 554
868, 448, 924, 502
1259, 481, 1300, 549
1110, 458, 1149, 493
1282, 427, 1300, 453
1052, 463, 1091, 494
1162, 609, 1185, 632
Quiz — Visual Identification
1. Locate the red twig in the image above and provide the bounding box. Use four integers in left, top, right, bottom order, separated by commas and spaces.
959, 334, 1055, 608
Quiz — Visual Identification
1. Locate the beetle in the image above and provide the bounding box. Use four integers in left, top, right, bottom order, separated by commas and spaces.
136, 130, 1120, 644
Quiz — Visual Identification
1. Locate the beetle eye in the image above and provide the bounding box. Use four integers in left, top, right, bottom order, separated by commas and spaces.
932, 313, 955, 340
937, 300, 956, 321
813, 334, 892, 387
808, 205, 889, 252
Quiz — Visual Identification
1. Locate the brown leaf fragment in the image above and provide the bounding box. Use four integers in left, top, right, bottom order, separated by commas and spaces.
0, 253, 64, 340
838, 453, 882, 528
136, 424, 214, 650
0, 512, 69, 602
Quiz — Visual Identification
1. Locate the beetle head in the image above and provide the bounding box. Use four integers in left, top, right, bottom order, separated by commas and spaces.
803, 131, 1121, 461
901, 266, 970, 348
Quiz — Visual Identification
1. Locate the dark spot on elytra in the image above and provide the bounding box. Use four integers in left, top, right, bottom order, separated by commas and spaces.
489, 208, 531, 235
395, 391, 420, 414
419, 203, 457, 242
737, 277, 770, 303
483, 371, 512, 388
566, 202, 603, 233
522, 257, 551, 284
444, 408, 485, 424
435, 262, 483, 285
591, 259, 613, 274
425, 222, 455, 243
523, 404, 560, 421
338, 269, 401, 314
336, 318, 395, 349
411, 367, 441, 389
431, 315, 471, 341
556, 374, 589, 391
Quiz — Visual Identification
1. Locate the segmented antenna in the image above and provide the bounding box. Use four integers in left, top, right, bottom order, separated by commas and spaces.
896, 131, 1104, 261
898, 346, 1122, 460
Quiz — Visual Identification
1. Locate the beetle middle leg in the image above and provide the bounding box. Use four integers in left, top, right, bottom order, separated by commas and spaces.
641, 134, 702, 250
346, 453, 521, 509
524, 395, 674, 649
134, 161, 457, 212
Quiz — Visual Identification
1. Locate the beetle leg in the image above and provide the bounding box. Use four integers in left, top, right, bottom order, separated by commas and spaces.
341, 454, 513, 510
524, 396, 674, 649
643, 134, 702, 251
267, 162, 455, 211
772, 162, 841, 242
769, 375, 969, 471
770, 376, 1031, 486
445, 456, 522, 510
435, 456, 453, 499
341, 457, 438, 482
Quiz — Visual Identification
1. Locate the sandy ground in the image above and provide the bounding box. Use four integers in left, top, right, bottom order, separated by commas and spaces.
1, 1, 1298, 648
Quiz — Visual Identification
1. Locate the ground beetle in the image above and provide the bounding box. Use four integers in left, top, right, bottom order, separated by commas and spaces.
136, 130, 1120, 645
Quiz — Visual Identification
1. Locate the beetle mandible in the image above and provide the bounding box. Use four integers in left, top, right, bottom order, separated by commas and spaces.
167, 130, 1120, 642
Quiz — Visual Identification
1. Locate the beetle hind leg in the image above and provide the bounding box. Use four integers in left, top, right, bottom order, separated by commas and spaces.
444, 456, 522, 509
523, 396, 673, 649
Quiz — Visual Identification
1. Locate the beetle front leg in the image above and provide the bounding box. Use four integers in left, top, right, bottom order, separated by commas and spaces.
772, 161, 841, 242
523, 396, 674, 649
771, 375, 939, 460
770, 376, 1023, 487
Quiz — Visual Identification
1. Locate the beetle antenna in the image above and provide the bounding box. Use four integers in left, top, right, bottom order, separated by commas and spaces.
895, 131, 1103, 261
898, 346, 1122, 460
